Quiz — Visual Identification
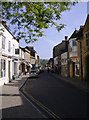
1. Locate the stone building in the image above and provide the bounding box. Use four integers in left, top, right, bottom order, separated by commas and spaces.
53, 36, 69, 74
77, 14, 89, 81
83, 14, 89, 81
68, 29, 80, 78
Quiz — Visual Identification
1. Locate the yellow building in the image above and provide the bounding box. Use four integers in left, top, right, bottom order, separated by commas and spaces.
82, 14, 89, 81
25, 47, 31, 73
77, 14, 89, 81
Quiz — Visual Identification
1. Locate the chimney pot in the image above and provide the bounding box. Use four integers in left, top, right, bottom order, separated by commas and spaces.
65, 36, 68, 41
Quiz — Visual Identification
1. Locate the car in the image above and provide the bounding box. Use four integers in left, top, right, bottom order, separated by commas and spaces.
29, 70, 38, 78
36, 69, 40, 74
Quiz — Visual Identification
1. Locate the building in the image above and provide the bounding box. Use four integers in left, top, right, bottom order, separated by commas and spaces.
0, 21, 19, 86
19, 47, 26, 75
82, 14, 89, 81
77, 14, 89, 81
53, 36, 69, 75
48, 58, 54, 71
61, 51, 69, 77
24, 46, 31, 73
28, 46, 36, 68
35, 53, 40, 68
68, 29, 80, 78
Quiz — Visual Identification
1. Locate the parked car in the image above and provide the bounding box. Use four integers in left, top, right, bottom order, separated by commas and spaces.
36, 69, 40, 74
29, 70, 38, 78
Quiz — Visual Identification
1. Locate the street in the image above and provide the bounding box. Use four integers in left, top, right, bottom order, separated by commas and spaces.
23, 71, 89, 119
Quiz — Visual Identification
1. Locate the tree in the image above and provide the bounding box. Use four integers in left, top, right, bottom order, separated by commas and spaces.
0, 2, 77, 43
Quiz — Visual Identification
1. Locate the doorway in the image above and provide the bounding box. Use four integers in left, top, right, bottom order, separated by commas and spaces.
8, 61, 10, 82
85, 55, 89, 81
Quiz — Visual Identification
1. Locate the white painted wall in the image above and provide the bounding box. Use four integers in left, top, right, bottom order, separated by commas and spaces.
54, 57, 58, 65
22, 50, 25, 60
61, 52, 68, 65
0, 24, 19, 86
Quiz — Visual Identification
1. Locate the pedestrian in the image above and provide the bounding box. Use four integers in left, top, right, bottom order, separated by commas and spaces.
25, 69, 27, 75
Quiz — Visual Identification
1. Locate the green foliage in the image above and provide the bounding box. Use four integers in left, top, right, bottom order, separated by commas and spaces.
0, 2, 77, 43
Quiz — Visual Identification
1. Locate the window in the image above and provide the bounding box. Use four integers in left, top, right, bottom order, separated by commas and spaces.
15, 49, 19, 54
72, 40, 77, 46
86, 32, 89, 46
13, 44, 15, 54
2, 36, 5, 49
70, 47, 72, 52
8, 41, 11, 52
0, 59, 6, 78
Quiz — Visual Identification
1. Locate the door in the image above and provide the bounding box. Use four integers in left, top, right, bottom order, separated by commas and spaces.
73, 62, 75, 77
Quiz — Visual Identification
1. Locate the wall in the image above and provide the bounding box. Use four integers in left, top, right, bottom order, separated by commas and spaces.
61, 52, 68, 77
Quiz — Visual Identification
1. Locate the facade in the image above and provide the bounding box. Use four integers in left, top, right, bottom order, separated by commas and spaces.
27, 46, 36, 69
19, 47, 26, 75
82, 14, 89, 81
76, 14, 89, 81
12, 37, 19, 79
61, 52, 68, 77
48, 58, 54, 71
0, 22, 19, 86
53, 36, 69, 74
68, 30, 80, 78
35, 53, 40, 68
25, 47, 31, 73
0, 22, 40, 86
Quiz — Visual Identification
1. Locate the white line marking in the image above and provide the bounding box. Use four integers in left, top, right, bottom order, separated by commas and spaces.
20, 91, 47, 118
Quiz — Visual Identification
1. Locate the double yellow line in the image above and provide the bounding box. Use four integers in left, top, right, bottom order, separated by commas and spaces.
23, 90, 62, 120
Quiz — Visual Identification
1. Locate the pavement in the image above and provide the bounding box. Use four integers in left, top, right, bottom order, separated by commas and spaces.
0, 74, 46, 119
50, 72, 89, 93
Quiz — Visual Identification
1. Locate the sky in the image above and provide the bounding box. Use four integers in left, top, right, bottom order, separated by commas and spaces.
20, 2, 88, 59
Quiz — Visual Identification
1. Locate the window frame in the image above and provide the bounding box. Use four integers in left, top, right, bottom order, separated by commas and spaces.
2, 35, 6, 49
8, 41, 11, 52
0, 59, 6, 78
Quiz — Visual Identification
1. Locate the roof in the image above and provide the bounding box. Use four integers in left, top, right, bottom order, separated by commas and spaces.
2, 21, 19, 42
76, 26, 84, 40
25, 46, 36, 53
19, 47, 25, 51
53, 40, 69, 57
84, 14, 89, 27
83, 14, 89, 32
69, 29, 79, 40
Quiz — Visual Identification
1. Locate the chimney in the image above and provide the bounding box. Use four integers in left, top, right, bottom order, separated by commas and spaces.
65, 36, 68, 41
80, 26, 84, 29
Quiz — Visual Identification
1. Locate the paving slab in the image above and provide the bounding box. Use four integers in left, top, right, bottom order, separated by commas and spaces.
0, 75, 45, 119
